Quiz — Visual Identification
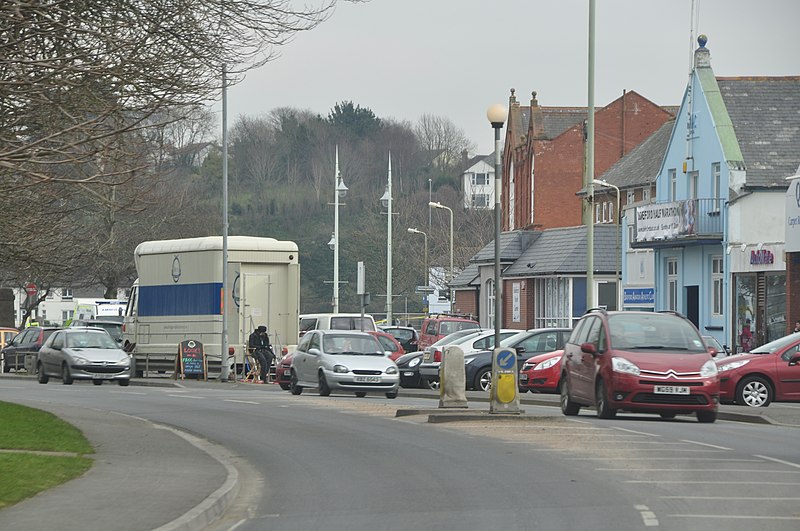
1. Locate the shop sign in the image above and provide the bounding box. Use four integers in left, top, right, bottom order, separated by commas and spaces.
623, 288, 655, 305
750, 249, 774, 266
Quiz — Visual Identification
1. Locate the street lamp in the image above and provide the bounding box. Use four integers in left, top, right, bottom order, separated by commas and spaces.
428, 178, 432, 227
592, 179, 620, 309
428, 201, 453, 287
486, 103, 507, 347
407, 228, 428, 288
380, 153, 393, 324
332, 146, 348, 312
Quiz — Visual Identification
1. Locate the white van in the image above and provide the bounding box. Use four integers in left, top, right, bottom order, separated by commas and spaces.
299, 313, 377, 338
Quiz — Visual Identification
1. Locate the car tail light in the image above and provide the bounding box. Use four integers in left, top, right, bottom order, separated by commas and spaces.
433, 349, 442, 362
282, 346, 289, 356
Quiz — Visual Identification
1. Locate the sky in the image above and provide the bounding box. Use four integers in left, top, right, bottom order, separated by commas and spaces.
224, 0, 800, 154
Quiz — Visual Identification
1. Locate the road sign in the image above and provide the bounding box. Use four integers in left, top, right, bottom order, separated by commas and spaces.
497, 349, 516, 371
25, 283, 37, 296
415, 286, 435, 293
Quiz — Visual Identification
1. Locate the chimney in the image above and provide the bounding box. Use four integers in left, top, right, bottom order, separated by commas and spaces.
462, 149, 468, 166
694, 34, 711, 69
530, 91, 546, 139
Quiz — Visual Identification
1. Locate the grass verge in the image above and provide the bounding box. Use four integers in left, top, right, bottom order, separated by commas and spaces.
0, 401, 94, 509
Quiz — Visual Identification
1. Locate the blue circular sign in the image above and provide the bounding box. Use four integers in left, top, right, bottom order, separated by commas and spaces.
497, 349, 516, 370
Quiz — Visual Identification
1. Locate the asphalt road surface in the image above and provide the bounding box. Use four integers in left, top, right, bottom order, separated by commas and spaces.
1, 379, 799, 530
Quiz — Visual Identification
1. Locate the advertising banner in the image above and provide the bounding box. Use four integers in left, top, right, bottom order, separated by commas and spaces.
635, 200, 695, 242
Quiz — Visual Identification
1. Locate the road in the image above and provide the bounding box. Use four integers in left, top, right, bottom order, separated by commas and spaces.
1, 379, 799, 530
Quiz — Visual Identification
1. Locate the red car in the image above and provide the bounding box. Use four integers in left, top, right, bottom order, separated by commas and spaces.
716, 332, 800, 407
276, 352, 294, 390
519, 350, 564, 393
369, 331, 405, 361
561, 309, 720, 422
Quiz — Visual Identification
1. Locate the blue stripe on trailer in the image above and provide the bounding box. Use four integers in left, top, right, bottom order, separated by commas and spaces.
138, 283, 223, 316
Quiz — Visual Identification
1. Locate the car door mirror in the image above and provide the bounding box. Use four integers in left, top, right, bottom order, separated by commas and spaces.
309, 348, 321, 356
516, 346, 526, 354
580, 342, 597, 355
789, 353, 800, 366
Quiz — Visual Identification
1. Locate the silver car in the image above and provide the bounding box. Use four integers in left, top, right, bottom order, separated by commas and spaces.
37, 327, 132, 386
290, 330, 400, 398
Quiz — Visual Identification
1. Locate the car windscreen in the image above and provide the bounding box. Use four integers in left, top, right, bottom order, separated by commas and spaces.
431, 329, 483, 347
607, 313, 706, 352
91, 324, 123, 341
65, 331, 118, 349
322, 335, 383, 355
748, 331, 800, 355
299, 318, 318, 332
439, 321, 479, 335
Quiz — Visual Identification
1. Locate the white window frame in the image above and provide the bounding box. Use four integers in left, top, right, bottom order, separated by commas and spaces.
487, 279, 496, 328
669, 169, 677, 201
712, 162, 721, 212
643, 187, 651, 202
712, 256, 723, 316
667, 258, 678, 311
689, 170, 699, 199
626, 190, 635, 205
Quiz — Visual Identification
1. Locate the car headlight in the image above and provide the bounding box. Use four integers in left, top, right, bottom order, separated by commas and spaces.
532, 357, 559, 371
611, 356, 640, 376
385, 366, 398, 374
700, 360, 718, 377
72, 356, 90, 365
119, 357, 131, 367
333, 364, 349, 373
718, 359, 750, 372
408, 357, 421, 368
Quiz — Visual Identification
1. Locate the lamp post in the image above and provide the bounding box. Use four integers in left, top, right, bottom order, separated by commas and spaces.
380, 153, 394, 324
593, 178, 620, 309
331, 146, 348, 312
428, 201, 453, 288
428, 178, 432, 227
407, 228, 428, 288
486, 103, 507, 347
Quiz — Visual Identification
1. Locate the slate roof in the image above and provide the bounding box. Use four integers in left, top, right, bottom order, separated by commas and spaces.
450, 263, 480, 288
717, 77, 800, 188
598, 119, 675, 189
471, 230, 541, 264
504, 225, 620, 277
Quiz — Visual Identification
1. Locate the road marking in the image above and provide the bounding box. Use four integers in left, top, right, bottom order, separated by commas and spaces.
224, 399, 260, 405
167, 394, 206, 399
628, 480, 800, 485
599, 468, 800, 473
634, 505, 659, 527
667, 515, 800, 520
613, 427, 659, 437
661, 496, 800, 500
111, 391, 147, 395
755, 454, 800, 469
568, 457, 760, 461
681, 439, 731, 451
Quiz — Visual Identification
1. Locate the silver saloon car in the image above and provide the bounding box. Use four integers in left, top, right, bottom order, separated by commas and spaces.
37, 327, 132, 386
290, 330, 400, 398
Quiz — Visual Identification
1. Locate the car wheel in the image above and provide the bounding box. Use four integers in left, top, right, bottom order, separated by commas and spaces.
696, 410, 717, 423
355, 392, 367, 398
595, 380, 616, 419
560, 378, 580, 416
93, 380, 103, 386
659, 412, 677, 419
62, 363, 73, 385
279, 383, 291, 391
37, 362, 48, 384
424, 378, 440, 391
736, 375, 773, 407
386, 391, 398, 399
289, 372, 303, 395
318, 372, 331, 396
118, 379, 130, 387
475, 367, 492, 393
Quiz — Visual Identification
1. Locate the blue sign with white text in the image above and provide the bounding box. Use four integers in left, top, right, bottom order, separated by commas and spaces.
623, 288, 655, 305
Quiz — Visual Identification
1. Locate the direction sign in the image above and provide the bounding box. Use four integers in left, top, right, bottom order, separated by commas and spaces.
415, 286, 435, 293
497, 349, 516, 371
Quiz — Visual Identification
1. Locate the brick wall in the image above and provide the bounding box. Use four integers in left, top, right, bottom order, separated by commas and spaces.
453, 289, 478, 320
787, 252, 800, 334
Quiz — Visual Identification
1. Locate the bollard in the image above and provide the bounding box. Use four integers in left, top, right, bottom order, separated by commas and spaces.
439, 345, 468, 408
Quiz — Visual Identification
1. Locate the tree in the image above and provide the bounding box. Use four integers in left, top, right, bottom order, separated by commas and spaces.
328, 101, 382, 139
415, 114, 475, 172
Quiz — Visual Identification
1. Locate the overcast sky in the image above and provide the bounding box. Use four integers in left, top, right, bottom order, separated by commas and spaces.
224, 0, 799, 154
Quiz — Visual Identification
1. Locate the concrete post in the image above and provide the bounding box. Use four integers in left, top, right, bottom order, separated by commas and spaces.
438, 345, 468, 408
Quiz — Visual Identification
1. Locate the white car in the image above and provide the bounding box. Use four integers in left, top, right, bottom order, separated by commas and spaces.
290, 330, 399, 398
37, 327, 131, 386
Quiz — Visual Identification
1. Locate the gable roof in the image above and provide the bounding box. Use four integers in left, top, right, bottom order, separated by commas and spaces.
717, 76, 800, 188
504, 225, 619, 277
471, 230, 541, 264
450, 263, 480, 288
598, 118, 675, 189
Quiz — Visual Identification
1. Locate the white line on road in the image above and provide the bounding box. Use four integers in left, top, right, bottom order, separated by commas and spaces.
111, 391, 147, 395
613, 427, 659, 437
634, 505, 659, 527
568, 457, 760, 461
224, 399, 260, 405
167, 394, 206, 399
681, 439, 732, 451
599, 468, 800, 473
667, 514, 800, 520
661, 496, 800, 500
755, 454, 800, 469
628, 480, 800, 485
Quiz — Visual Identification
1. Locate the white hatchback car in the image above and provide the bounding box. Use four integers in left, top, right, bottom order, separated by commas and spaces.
290, 330, 399, 398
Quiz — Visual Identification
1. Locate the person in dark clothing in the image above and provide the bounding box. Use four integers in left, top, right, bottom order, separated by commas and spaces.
248, 325, 274, 383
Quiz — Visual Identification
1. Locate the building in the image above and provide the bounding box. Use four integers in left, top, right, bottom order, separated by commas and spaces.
461, 153, 495, 210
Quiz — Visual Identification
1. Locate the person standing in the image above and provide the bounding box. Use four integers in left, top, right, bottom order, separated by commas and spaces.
793, 321, 800, 334
248, 325, 274, 383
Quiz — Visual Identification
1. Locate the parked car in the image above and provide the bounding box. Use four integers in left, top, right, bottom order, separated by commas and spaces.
418, 314, 480, 350
380, 325, 419, 354
0, 327, 18, 351
519, 350, 564, 394
36, 327, 131, 386
299, 313, 377, 338
461, 327, 572, 392
702, 335, 730, 357
276, 352, 294, 390
419, 329, 519, 389
1, 326, 59, 372
716, 331, 800, 407
70, 319, 123, 344
560, 309, 719, 423
395, 351, 425, 388
290, 330, 399, 398
369, 331, 405, 361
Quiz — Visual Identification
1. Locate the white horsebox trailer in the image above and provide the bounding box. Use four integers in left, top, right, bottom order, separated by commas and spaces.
123, 236, 300, 377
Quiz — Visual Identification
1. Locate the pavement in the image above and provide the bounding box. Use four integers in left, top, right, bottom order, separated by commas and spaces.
0, 374, 798, 530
